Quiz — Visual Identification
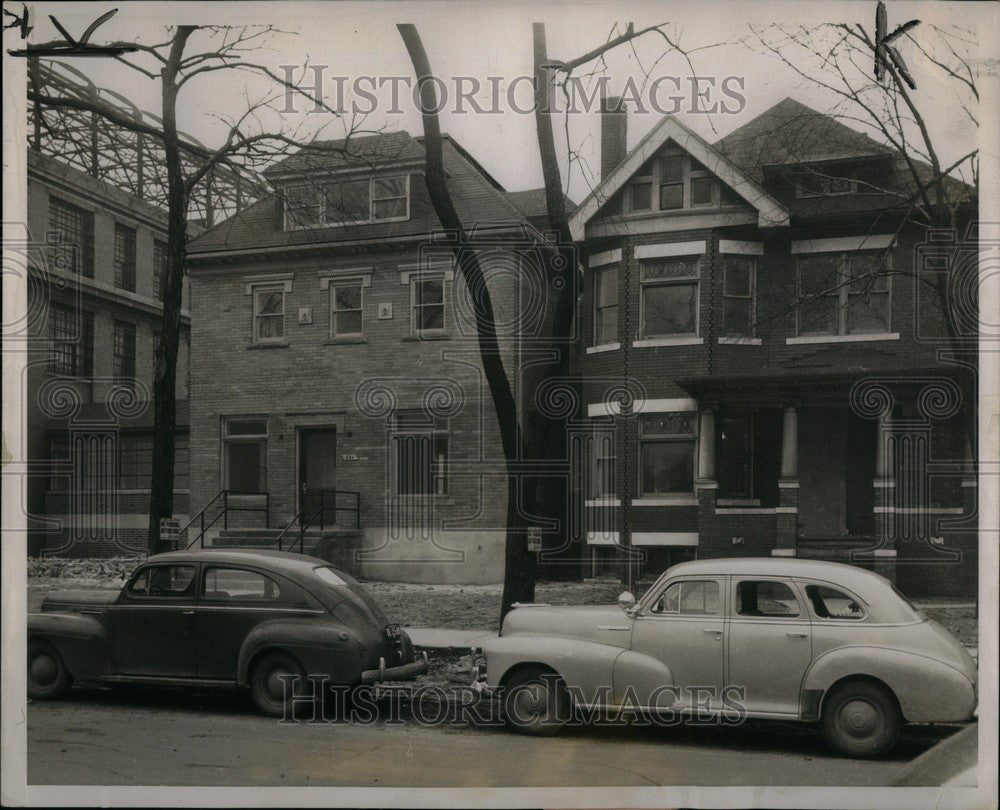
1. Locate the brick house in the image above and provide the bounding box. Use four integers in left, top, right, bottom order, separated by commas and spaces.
25, 150, 192, 556
572, 97, 977, 597
186, 132, 570, 584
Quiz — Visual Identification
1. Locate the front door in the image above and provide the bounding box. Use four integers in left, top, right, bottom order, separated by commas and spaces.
727, 577, 813, 716
298, 428, 338, 522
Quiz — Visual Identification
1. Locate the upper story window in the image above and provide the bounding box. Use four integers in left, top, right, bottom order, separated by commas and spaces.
50, 303, 94, 377
114, 224, 137, 292
722, 256, 757, 336
113, 320, 137, 385
639, 257, 700, 338
797, 251, 890, 337
253, 285, 286, 343
411, 274, 446, 334
795, 168, 858, 197
49, 196, 94, 278
330, 280, 364, 338
153, 239, 168, 301
627, 152, 723, 215
593, 266, 618, 345
286, 175, 411, 229
629, 161, 653, 212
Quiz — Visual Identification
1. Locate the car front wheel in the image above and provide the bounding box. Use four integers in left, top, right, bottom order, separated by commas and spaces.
821, 680, 901, 758
27, 639, 73, 700
250, 651, 307, 717
502, 667, 569, 736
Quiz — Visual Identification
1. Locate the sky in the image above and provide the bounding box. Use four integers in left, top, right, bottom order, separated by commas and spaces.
19, 1, 989, 204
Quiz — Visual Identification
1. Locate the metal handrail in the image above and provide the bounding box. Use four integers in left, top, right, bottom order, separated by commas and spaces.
274, 488, 361, 553
180, 489, 270, 549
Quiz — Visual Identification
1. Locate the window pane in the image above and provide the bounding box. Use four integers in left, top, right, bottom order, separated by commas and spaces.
659, 183, 683, 210
650, 582, 681, 614
724, 260, 752, 296
325, 180, 370, 222
596, 307, 618, 345
723, 298, 752, 335
257, 290, 283, 315
642, 259, 698, 281
680, 581, 719, 615
596, 268, 617, 307
204, 568, 280, 600
805, 585, 865, 619
736, 580, 801, 617
227, 442, 263, 492
416, 278, 443, 305
643, 282, 697, 335
373, 176, 406, 199
226, 420, 266, 436
847, 292, 889, 333
286, 186, 319, 226
153, 240, 168, 301
640, 440, 694, 494
148, 565, 196, 597
631, 182, 651, 211
798, 256, 840, 335
335, 310, 363, 335
640, 413, 696, 436
114, 224, 136, 292
334, 285, 362, 310
374, 198, 407, 219
690, 176, 714, 205
417, 304, 444, 330
660, 155, 684, 182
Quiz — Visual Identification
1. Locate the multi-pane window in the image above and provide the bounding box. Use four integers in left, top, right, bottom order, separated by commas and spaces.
223, 418, 268, 493
393, 410, 448, 495
113, 321, 136, 384
627, 153, 719, 214
659, 155, 684, 210
411, 275, 445, 333
629, 161, 653, 212
640, 257, 700, 337
330, 281, 363, 337
253, 286, 285, 342
722, 256, 756, 336
118, 433, 189, 490
797, 251, 890, 336
48, 197, 94, 277
153, 239, 168, 301
593, 266, 618, 345
50, 304, 94, 376
286, 176, 410, 228
639, 412, 697, 495
591, 421, 616, 498
718, 414, 752, 498
114, 223, 137, 291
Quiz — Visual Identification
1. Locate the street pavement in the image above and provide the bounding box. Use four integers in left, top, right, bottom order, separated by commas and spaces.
26, 685, 963, 787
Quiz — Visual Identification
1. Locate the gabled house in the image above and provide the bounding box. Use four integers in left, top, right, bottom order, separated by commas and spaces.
186, 132, 568, 583
572, 97, 977, 596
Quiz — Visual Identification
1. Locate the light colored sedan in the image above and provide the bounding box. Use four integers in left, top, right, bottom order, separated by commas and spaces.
473, 558, 976, 758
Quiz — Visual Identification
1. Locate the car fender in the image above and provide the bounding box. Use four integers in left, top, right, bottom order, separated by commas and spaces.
803, 645, 976, 723
237, 617, 365, 686
28, 612, 110, 681
484, 635, 624, 706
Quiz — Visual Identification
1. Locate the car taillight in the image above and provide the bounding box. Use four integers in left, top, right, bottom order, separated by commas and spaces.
385, 623, 401, 640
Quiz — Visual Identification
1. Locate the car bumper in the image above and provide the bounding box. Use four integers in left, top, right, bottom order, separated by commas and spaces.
360, 651, 428, 684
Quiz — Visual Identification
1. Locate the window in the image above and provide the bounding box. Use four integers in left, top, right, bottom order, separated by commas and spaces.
659, 155, 684, 210
736, 580, 801, 617
285, 176, 410, 228
627, 153, 719, 215
722, 256, 756, 336
253, 286, 285, 342
49, 197, 94, 277
223, 418, 268, 493
411, 275, 446, 333
113, 321, 136, 384
153, 239, 168, 301
650, 580, 719, 615
640, 257, 700, 337
593, 266, 618, 345
49, 304, 94, 376
114, 223, 137, 292
795, 168, 858, 197
805, 584, 866, 619
203, 568, 281, 601
797, 251, 890, 336
129, 565, 196, 598
330, 281, 363, 337
393, 410, 448, 495
119, 433, 189, 490
591, 422, 616, 498
629, 161, 653, 212
639, 412, 697, 495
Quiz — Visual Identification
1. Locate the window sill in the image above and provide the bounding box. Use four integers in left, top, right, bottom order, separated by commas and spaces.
717, 336, 762, 346
633, 336, 703, 348
247, 341, 290, 349
586, 342, 620, 354
324, 337, 367, 345
403, 332, 452, 341
786, 332, 899, 345
585, 498, 621, 507
632, 497, 698, 507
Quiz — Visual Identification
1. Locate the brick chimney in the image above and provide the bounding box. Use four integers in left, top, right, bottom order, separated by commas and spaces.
600, 95, 627, 179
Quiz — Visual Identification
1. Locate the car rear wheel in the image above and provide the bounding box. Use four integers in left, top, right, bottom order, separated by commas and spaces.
821, 680, 901, 758
502, 667, 569, 736
250, 651, 307, 717
27, 640, 73, 700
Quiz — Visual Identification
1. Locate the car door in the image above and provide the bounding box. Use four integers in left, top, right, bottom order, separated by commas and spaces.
196, 565, 294, 680
621, 576, 726, 711
107, 563, 199, 677
726, 577, 812, 716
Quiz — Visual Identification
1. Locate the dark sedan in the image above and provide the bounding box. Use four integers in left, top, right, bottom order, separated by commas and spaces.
27, 550, 427, 715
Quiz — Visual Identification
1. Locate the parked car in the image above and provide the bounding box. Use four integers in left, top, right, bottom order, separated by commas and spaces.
27, 550, 427, 716
473, 558, 977, 758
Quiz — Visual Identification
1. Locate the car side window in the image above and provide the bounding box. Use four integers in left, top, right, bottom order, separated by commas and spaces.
649, 580, 719, 616
805, 584, 865, 619
203, 568, 281, 601
735, 580, 800, 618
129, 565, 197, 599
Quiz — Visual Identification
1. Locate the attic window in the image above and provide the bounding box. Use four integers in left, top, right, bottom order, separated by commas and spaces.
627, 151, 720, 214
285, 175, 410, 228
795, 169, 858, 198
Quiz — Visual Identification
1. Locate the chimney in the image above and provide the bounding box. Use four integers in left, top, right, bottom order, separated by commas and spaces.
600, 95, 627, 179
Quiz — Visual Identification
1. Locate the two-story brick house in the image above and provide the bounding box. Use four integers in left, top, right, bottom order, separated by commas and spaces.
186, 131, 569, 584
573, 97, 977, 596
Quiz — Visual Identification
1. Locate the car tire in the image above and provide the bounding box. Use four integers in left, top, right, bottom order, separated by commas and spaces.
502, 667, 570, 737
27, 639, 73, 700
250, 651, 307, 718
821, 680, 901, 759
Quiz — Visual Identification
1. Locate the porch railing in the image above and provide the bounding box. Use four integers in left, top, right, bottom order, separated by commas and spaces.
273, 488, 361, 553
179, 489, 270, 549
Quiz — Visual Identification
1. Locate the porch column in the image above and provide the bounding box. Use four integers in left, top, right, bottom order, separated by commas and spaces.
775, 405, 799, 555
695, 409, 721, 557
873, 410, 897, 582
697, 409, 716, 483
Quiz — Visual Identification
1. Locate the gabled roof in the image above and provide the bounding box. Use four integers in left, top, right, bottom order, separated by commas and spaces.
568, 115, 790, 241
263, 130, 425, 178
506, 188, 577, 221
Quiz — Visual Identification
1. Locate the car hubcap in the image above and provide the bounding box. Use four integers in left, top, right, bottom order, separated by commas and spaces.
513, 683, 547, 720
30, 654, 57, 686
839, 698, 881, 739
265, 666, 294, 701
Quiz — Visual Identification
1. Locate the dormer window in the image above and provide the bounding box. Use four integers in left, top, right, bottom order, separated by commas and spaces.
626, 150, 722, 215
794, 168, 858, 197
285, 175, 411, 229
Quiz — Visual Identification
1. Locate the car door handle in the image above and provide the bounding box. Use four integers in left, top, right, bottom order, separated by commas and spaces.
786, 631, 807, 638
181, 609, 195, 615
703, 629, 723, 635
